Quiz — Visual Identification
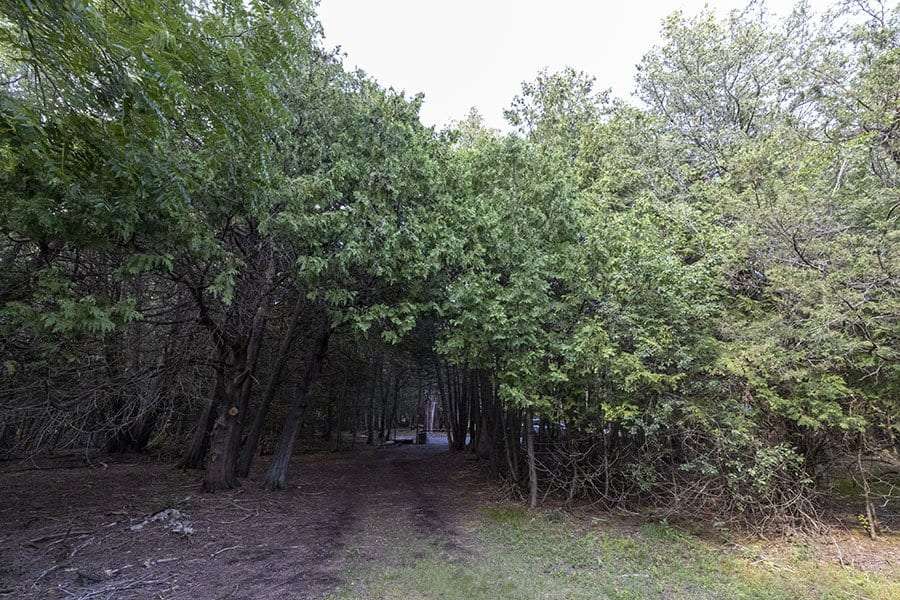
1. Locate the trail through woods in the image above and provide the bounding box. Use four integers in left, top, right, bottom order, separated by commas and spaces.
3, 441, 900, 599
1, 439, 487, 600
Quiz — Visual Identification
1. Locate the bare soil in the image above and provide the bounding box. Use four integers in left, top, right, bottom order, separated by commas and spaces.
0, 438, 486, 600
3, 439, 897, 599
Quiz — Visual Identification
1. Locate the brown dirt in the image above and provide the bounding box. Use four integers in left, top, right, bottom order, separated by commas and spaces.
5, 440, 895, 599
0, 438, 486, 600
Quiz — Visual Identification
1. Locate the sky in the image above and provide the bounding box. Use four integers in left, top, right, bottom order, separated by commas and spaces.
317, 0, 832, 130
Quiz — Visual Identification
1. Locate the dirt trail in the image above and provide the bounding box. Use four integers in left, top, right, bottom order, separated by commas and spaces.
0, 437, 483, 599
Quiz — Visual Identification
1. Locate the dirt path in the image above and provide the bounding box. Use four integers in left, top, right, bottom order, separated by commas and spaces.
0, 438, 485, 599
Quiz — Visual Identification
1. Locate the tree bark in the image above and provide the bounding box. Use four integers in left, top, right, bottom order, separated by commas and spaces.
526, 409, 538, 508
434, 358, 452, 448
236, 297, 305, 477
386, 372, 400, 441
467, 373, 479, 453
180, 350, 225, 470
366, 384, 375, 445
263, 323, 330, 490
203, 299, 269, 492
202, 369, 244, 492
115, 319, 186, 453
501, 405, 517, 481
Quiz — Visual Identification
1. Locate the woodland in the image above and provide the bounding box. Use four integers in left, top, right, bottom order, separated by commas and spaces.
0, 1, 898, 583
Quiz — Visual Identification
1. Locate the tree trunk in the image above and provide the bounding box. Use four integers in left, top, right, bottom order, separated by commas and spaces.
526, 409, 537, 508
475, 373, 493, 460
387, 372, 400, 441
180, 352, 224, 470
501, 405, 517, 481
237, 296, 304, 477
366, 385, 375, 445
434, 358, 452, 448
332, 392, 344, 452
467, 373, 479, 453
202, 372, 244, 492
203, 300, 269, 492
109, 317, 185, 454
263, 323, 330, 490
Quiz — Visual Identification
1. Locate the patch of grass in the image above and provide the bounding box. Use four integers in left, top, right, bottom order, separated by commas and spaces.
330, 505, 900, 599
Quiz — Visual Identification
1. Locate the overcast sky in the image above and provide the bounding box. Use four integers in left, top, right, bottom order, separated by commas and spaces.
318, 0, 832, 130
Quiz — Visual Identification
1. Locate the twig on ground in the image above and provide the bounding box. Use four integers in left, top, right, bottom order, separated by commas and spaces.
210, 545, 242, 557
32, 564, 59, 584
68, 536, 95, 559
142, 557, 178, 568
25, 529, 91, 546
73, 575, 172, 600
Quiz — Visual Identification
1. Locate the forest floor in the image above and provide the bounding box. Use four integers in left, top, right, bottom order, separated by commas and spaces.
1, 438, 898, 600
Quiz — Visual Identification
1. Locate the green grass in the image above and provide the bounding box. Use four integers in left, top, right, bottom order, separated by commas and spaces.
329, 505, 899, 600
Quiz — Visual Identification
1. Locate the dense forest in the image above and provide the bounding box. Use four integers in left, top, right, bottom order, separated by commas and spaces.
1, 0, 897, 540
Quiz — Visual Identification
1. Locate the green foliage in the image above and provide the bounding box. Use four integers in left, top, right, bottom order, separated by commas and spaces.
429, 0, 898, 517
1, 0, 896, 519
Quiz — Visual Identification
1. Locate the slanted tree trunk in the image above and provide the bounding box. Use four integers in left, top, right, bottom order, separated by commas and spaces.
236, 296, 305, 477
448, 365, 460, 449
264, 323, 330, 490
108, 319, 186, 454
180, 350, 225, 469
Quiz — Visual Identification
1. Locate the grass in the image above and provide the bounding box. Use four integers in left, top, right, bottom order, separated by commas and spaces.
329, 505, 900, 600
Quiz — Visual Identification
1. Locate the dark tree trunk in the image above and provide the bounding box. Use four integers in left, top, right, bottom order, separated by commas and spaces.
526, 409, 537, 508
502, 405, 521, 482
434, 358, 452, 448
351, 393, 359, 448
386, 372, 400, 441
332, 392, 344, 452
447, 366, 470, 452
378, 376, 390, 442
324, 399, 335, 442
366, 386, 375, 445
203, 300, 269, 492
475, 373, 494, 460
202, 374, 244, 492
237, 296, 304, 477
263, 323, 330, 490
180, 353, 225, 470
108, 322, 183, 454
467, 373, 479, 453
487, 379, 504, 474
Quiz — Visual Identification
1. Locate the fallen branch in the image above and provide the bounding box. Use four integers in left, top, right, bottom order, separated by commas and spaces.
24, 529, 91, 547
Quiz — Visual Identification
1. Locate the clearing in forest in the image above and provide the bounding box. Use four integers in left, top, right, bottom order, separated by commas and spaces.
2, 440, 898, 600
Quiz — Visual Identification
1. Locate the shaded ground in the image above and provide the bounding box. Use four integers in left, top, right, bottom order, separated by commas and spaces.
2, 439, 898, 599
1, 437, 484, 600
